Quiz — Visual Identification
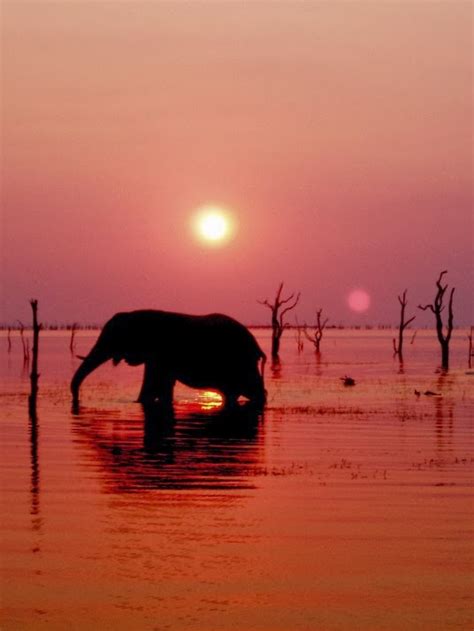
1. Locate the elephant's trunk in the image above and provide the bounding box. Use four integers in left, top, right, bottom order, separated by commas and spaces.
71, 347, 111, 405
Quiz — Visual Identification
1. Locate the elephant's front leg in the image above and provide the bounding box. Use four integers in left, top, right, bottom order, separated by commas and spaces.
137, 361, 175, 407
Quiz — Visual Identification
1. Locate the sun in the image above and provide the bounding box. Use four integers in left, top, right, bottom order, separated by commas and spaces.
348, 289, 371, 313
199, 213, 227, 240
193, 205, 235, 246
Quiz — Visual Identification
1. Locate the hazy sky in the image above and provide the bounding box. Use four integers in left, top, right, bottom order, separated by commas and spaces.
1, 1, 472, 326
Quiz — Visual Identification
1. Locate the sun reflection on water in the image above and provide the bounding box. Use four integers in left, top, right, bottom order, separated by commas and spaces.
197, 390, 224, 411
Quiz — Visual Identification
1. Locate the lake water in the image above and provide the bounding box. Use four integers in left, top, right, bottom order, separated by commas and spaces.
1, 329, 473, 630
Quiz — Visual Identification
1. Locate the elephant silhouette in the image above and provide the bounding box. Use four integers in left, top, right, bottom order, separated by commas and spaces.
71, 310, 267, 410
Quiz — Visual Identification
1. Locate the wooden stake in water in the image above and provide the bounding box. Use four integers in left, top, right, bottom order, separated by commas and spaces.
28, 299, 41, 418
18, 321, 30, 365
468, 326, 473, 370
69, 322, 78, 354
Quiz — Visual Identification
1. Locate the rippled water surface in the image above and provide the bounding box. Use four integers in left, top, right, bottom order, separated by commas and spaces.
1, 329, 473, 630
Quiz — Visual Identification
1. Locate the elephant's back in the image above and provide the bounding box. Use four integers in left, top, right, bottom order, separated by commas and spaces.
166, 312, 263, 362
193, 313, 263, 357
122, 310, 264, 360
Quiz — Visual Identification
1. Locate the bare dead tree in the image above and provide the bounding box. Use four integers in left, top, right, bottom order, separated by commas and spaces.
69, 323, 78, 354
418, 270, 455, 370
28, 299, 41, 419
392, 290, 416, 358
258, 282, 300, 358
303, 308, 328, 354
294, 317, 304, 353
468, 326, 473, 370
7, 327, 12, 353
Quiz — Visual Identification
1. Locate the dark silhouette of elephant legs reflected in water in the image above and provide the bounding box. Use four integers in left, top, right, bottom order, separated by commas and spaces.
71, 402, 265, 492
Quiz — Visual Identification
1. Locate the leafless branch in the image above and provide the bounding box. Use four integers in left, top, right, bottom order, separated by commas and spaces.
279, 293, 301, 327
257, 299, 274, 310
418, 304, 435, 313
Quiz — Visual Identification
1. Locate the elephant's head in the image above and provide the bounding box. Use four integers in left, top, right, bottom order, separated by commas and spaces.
71, 313, 140, 405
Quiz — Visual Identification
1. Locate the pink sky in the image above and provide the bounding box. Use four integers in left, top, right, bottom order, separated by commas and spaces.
1, 2, 472, 326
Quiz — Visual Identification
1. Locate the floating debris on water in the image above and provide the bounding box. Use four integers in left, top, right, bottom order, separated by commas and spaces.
341, 375, 356, 386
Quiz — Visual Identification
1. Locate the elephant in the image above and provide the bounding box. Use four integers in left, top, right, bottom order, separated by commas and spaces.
71, 310, 267, 409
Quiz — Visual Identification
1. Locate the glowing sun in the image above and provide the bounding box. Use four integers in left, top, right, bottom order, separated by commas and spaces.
193, 205, 235, 245
348, 289, 371, 313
